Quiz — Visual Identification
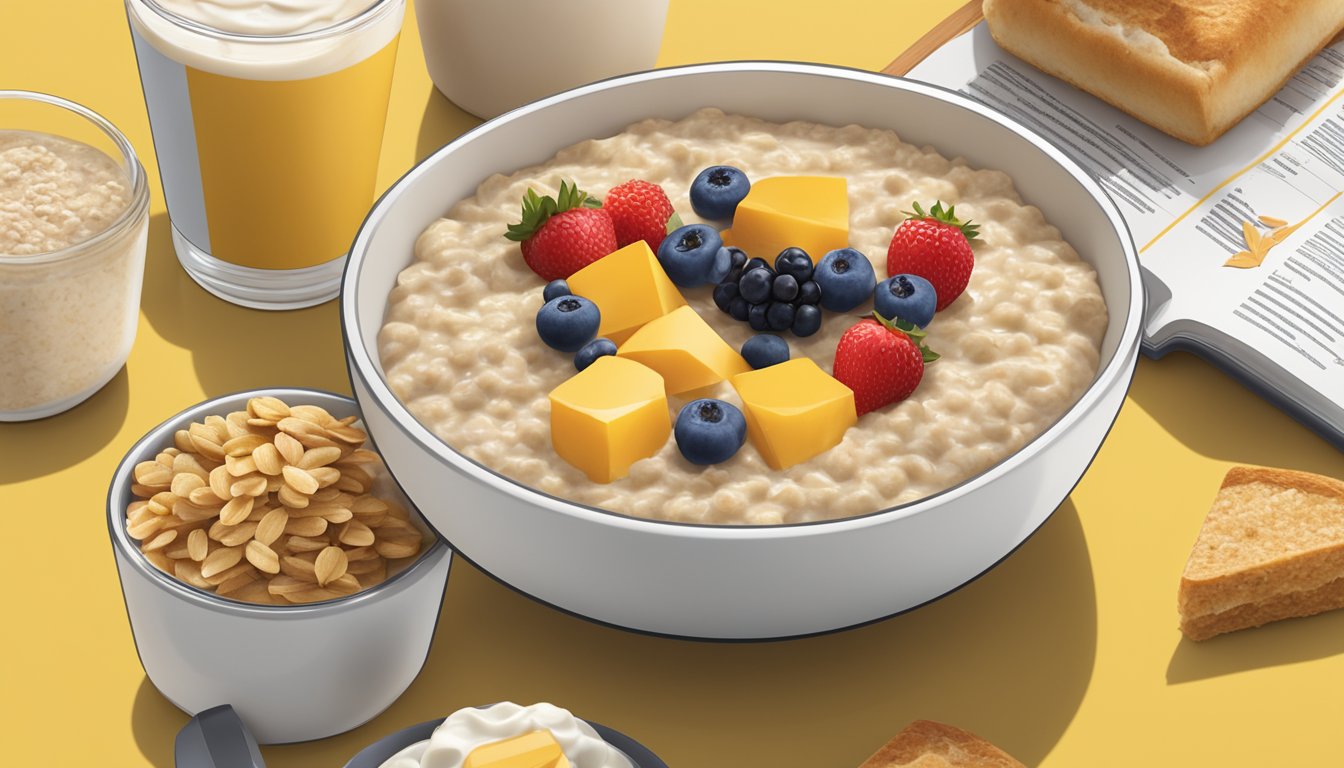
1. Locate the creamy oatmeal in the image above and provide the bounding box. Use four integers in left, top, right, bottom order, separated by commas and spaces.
0, 129, 147, 418
379, 108, 1107, 525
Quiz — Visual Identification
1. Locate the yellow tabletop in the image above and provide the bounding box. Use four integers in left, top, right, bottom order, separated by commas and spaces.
4, 2, 1343, 766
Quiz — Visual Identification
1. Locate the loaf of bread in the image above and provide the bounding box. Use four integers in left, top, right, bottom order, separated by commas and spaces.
859, 720, 1025, 768
982, 0, 1344, 145
1179, 465, 1344, 641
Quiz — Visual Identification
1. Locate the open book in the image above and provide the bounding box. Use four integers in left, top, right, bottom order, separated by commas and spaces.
909, 25, 1344, 450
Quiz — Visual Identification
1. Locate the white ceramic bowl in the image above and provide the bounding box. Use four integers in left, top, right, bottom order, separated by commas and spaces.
342, 62, 1143, 640
108, 388, 453, 743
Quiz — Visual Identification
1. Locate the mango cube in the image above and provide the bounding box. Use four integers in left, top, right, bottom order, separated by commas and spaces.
730, 358, 857, 470
722, 176, 849, 263
549, 355, 670, 483
566, 241, 686, 345
617, 305, 751, 395
463, 730, 571, 768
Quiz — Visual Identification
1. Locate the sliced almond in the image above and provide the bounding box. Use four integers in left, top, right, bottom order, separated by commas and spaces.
142, 529, 178, 552
219, 495, 254, 526
208, 465, 233, 500
252, 442, 284, 476
289, 404, 334, 425
217, 521, 259, 547
280, 555, 318, 581
274, 432, 305, 466
248, 396, 291, 422
284, 535, 330, 553
201, 546, 244, 578
225, 454, 258, 478
255, 508, 288, 546
277, 483, 310, 509
297, 446, 343, 470
189, 486, 226, 507
175, 560, 212, 589
284, 516, 327, 537
170, 473, 205, 498
314, 546, 348, 586
230, 475, 268, 498
282, 465, 319, 495
245, 540, 281, 574
187, 529, 209, 562
338, 520, 376, 547
222, 433, 268, 458
189, 433, 226, 463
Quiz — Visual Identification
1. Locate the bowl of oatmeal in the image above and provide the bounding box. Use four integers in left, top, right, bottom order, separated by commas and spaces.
0, 90, 150, 420
342, 62, 1143, 639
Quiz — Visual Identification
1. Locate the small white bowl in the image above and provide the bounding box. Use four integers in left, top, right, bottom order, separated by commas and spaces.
341, 62, 1143, 640
107, 387, 452, 744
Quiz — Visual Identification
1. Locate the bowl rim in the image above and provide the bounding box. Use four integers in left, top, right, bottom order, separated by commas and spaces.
106, 386, 451, 617
340, 60, 1145, 538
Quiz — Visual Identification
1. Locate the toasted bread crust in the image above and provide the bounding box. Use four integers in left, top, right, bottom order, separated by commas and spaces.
1179, 465, 1344, 640
860, 720, 1025, 768
983, 0, 1344, 145
1220, 465, 1344, 499
1181, 573, 1344, 641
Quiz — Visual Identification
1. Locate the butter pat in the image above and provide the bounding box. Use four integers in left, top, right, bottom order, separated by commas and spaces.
463, 730, 571, 768
730, 358, 856, 470
567, 241, 686, 345
549, 355, 671, 483
617, 305, 750, 395
722, 176, 848, 263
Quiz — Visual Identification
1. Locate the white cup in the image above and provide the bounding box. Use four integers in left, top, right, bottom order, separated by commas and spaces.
417, 0, 669, 119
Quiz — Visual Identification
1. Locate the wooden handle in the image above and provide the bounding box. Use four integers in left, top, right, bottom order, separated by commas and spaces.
882, 0, 985, 76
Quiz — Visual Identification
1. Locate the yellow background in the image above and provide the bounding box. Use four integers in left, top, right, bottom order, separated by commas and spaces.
3, 1, 1344, 765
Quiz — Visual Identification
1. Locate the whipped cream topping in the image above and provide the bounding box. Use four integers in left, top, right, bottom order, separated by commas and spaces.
379, 703, 634, 768
126, 0, 402, 80
148, 0, 377, 36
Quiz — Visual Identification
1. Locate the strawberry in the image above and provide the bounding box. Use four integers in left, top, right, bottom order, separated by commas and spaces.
833, 314, 939, 416
603, 179, 678, 252
505, 180, 617, 281
886, 200, 979, 312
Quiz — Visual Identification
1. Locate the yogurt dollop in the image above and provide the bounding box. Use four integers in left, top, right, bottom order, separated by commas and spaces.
380, 703, 633, 768
148, 0, 378, 36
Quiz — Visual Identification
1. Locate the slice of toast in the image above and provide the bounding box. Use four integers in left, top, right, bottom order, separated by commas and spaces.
859, 720, 1025, 767
1178, 465, 1344, 641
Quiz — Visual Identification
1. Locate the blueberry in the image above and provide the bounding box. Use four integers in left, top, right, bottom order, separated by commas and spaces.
536, 295, 600, 352
748, 303, 770, 331
726, 246, 748, 271
729, 296, 750, 321
796, 280, 821, 306
875, 273, 938, 328
738, 267, 774, 304
689, 166, 751, 221
743, 257, 770, 273
792, 304, 822, 337
674, 398, 748, 465
713, 281, 739, 313
774, 247, 814, 282
657, 224, 725, 287
771, 273, 799, 303
708, 246, 733, 284
814, 247, 876, 312
542, 279, 570, 302
766, 301, 795, 331
724, 267, 743, 285
573, 337, 617, 371
742, 334, 790, 369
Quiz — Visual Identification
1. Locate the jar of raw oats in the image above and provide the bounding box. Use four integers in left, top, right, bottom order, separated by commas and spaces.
0, 91, 149, 421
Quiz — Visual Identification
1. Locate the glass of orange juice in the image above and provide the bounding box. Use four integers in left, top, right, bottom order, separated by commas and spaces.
124, 0, 404, 310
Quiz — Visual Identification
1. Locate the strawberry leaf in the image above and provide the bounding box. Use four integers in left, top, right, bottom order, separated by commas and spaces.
504, 179, 600, 242
665, 211, 685, 234
871, 312, 939, 363
902, 199, 979, 241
